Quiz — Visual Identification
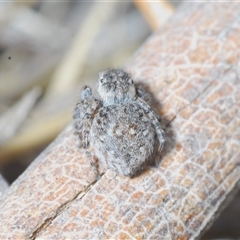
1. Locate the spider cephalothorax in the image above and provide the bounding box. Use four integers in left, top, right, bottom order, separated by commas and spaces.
98, 69, 136, 105
73, 69, 165, 178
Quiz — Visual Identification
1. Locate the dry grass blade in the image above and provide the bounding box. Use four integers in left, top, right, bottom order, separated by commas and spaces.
0, 6, 71, 103
0, 87, 41, 146
0, 110, 70, 165
133, 0, 174, 30
45, 1, 118, 100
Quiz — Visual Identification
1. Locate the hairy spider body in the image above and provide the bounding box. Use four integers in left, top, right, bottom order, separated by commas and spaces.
73, 69, 165, 177
90, 103, 155, 176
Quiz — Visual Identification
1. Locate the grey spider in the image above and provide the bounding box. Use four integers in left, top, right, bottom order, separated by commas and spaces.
73, 69, 165, 178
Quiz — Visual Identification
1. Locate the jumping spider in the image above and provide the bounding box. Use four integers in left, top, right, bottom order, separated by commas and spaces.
73, 69, 165, 178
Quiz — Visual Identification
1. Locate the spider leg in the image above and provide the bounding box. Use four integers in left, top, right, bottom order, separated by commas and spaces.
82, 117, 101, 180
86, 149, 101, 180
135, 84, 151, 103
73, 85, 102, 180
135, 97, 165, 153
82, 120, 91, 148
81, 85, 93, 100
73, 86, 102, 147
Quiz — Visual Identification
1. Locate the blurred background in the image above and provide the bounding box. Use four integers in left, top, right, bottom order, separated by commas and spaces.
0, 1, 239, 239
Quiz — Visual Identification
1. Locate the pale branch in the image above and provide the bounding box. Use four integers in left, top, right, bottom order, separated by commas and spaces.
0, 2, 240, 240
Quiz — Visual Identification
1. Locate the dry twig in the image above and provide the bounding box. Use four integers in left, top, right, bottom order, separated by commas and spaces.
0, 2, 240, 239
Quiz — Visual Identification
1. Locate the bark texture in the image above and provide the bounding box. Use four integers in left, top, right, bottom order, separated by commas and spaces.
0, 2, 240, 239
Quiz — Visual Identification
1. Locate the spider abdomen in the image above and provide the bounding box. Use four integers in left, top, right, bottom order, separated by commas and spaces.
90, 103, 155, 176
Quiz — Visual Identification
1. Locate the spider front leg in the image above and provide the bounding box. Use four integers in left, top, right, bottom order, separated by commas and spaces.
73, 86, 92, 134
73, 86, 101, 147
135, 97, 165, 153
136, 84, 151, 103
73, 86, 102, 179
85, 149, 101, 180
